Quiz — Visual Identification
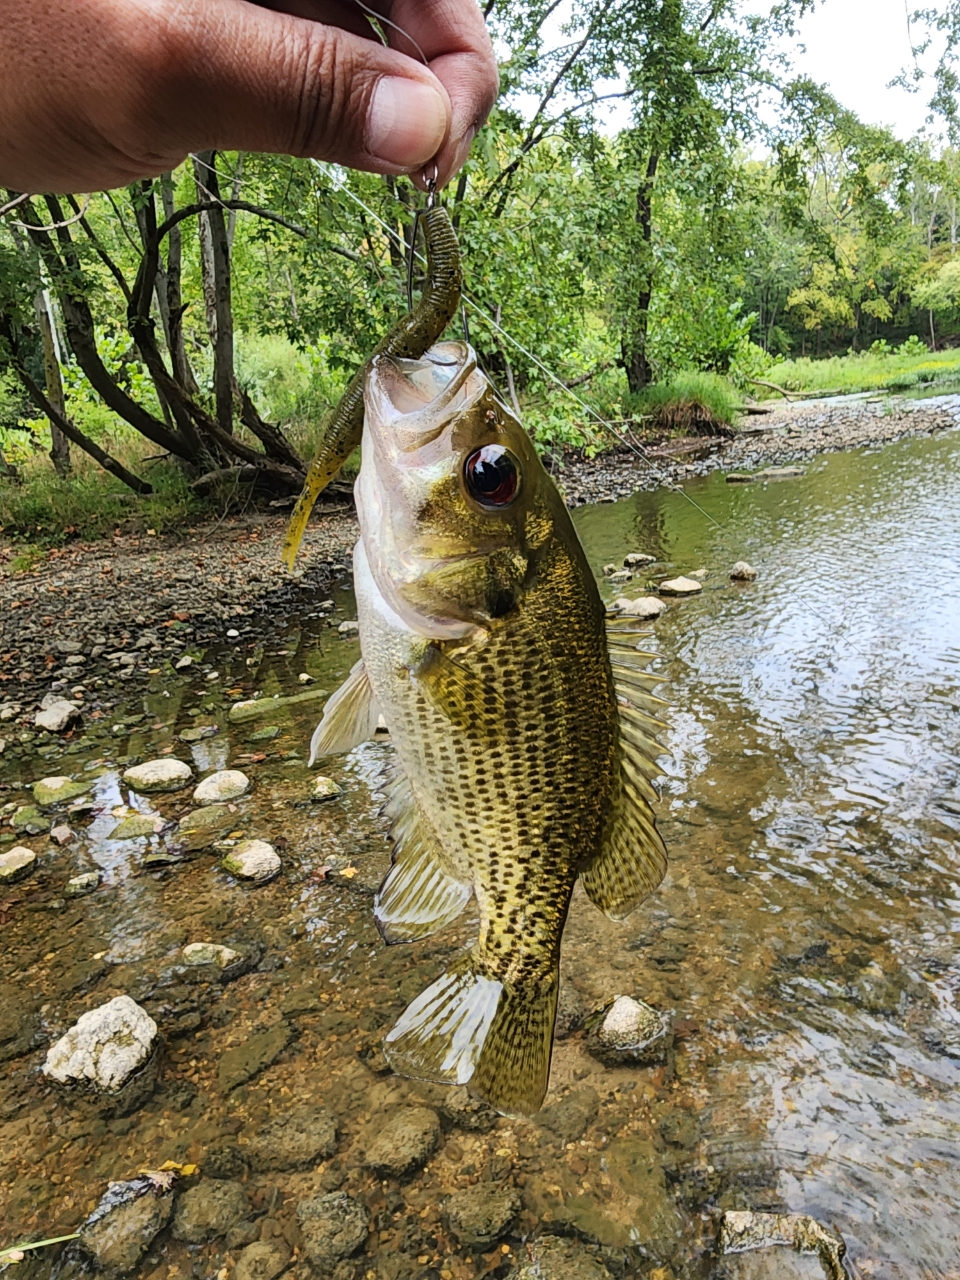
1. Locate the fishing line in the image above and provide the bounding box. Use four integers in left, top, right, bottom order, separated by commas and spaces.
349, 0, 431, 65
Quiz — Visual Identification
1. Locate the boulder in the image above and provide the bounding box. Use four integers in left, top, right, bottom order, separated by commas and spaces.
0, 846, 37, 884
179, 803, 233, 834
364, 1106, 440, 1177
246, 1105, 338, 1171
43, 995, 158, 1093
659, 576, 703, 597
182, 942, 241, 969
512, 1236, 613, 1280
33, 775, 91, 806
35, 697, 82, 732
444, 1183, 520, 1247
79, 1177, 175, 1273
586, 995, 669, 1067
222, 839, 281, 885
730, 561, 758, 582
613, 596, 665, 620
194, 770, 250, 804
297, 1193, 369, 1269
312, 776, 343, 801
234, 1241, 291, 1280
66, 870, 101, 898
538, 1087, 599, 1145
123, 758, 193, 793
172, 1179, 248, 1243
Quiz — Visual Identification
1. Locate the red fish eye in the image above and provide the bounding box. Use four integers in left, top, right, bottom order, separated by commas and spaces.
463, 445, 520, 509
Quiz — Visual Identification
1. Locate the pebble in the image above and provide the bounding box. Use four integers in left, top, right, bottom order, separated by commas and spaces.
172, 1179, 248, 1243
175, 655, 194, 670
194, 769, 250, 803
312, 775, 343, 801
66, 870, 101, 897
659, 576, 703, 596
43, 995, 157, 1093
730, 561, 758, 581
222, 839, 281, 885
337, 620, 360, 636
34, 696, 83, 732
0, 847, 37, 884
298, 672, 315, 684
364, 1106, 441, 1177
50, 824, 74, 845
246, 1105, 338, 1171
445, 1183, 520, 1247
613, 595, 665, 619
33, 775, 91, 806
226, 629, 240, 639
182, 941, 241, 969
297, 1193, 370, 1269
78, 1177, 175, 1272
123, 758, 193, 793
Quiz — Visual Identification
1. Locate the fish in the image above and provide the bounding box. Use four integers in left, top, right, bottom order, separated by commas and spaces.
281, 205, 463, 570
309, 341, 668, 1116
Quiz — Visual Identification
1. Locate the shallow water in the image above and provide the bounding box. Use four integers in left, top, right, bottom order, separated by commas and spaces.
1, 425, 959, 1278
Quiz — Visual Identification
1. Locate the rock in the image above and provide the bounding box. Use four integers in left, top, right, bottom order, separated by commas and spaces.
194, 769, 250, 803
43, 995, 158, 1093
218, 1021, 292, 1090
123, 758, 193, 793
623, 553, 657, 567
235, 1241, 291, 1280
716, 1253, 830, 1279
35, 697, 82, 732
179, 803, 233, 833
725, 472, 755, 484
247, 1105, 338, 1171
513, 1236, 613, 1280
110, 814, 159, 840
586, 995, 669, 1066
851, 964, 901, 1014
730, 561, 758, 582
0, 846, 37, 884
613, 596, 665, 620
445, 1182, 520, 1247
179, 725, 218, 743
364, 1106, 441, 1177
298, 672, 315, 684
175, 655, 194, 670
225, 1221, 261, 1251
556, 982, 588, 1040
33, 775, 91, 806
441, 1086, 498, 1133
222, 839, 281, 885
0, 701, 21, 721
297, 1193, 370, 1269
0, 739, 6, 755
538, 1087, 599, 1145
226, 628, 240, 639
79, 1177, 175, 1273
228, 687, 328, 723
337, 620, 360, 636
182, 942, 241, 969
172, 1179, 248, 1243
606, 569, 632, 582
247, 726, 281, 742
718, 1211, 846, 1280
601, 564, 618, 577
50, 824, 75, 845
756, 466, 805, 479
659, 576, 702, 597
312, 775, 343, 801
66, 870, 101, 897
12, 805, 50, 834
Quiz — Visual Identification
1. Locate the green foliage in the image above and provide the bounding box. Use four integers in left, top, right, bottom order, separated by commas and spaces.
625, 371, 739, 433
754, 347, 960, 397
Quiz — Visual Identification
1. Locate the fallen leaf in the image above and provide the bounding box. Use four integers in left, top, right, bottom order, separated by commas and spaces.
339, 867, 358, 880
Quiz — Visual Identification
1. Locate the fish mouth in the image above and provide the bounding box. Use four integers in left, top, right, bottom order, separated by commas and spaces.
367, 342, 485, 451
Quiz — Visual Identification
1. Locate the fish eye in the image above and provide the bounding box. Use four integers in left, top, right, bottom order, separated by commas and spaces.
463, 445, 521, 509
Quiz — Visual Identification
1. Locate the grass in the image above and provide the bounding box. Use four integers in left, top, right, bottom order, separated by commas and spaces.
755, 346, 960, 399
625, 371, 740, 435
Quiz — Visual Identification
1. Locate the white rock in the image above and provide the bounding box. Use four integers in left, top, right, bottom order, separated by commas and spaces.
0, 847, 37, 883
182, 942, 241, 968
659, 576, 703, 597
35, 698, 82, 732
312, 776, 343, 801
226, 629, 240, 639
614, 596, 665, 620
175, 655, 194, 670
66, 871, 101, 897
123, 759, 193, 793
0, 739, 6, 755
298, 673, 315, 685
43, 996, 157, 1092
337, 621, 360, 636
222, 839, 281, 885
623, 553, 657, 567
730, 561, 758, 582
598, 995, 663, 1048
50, 825, 75, 846
194, 770, 250, 804
0, 702, 22, 722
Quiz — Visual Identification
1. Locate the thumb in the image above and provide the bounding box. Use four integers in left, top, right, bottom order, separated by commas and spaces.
134, 0, 451, 175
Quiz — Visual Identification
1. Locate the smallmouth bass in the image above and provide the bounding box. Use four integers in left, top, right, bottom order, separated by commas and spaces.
311, 342, 668, 1116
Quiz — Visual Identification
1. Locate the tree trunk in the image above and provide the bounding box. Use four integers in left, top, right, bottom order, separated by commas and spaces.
35, 289, 71, 477
193, 151, 235, 434
622, 150, 660, 395
158, 174, 200, 397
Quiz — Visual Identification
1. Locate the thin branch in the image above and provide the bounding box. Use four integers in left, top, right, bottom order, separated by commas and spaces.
0, 192, 30, 219
11, 196, 91, 232
65, 195, 132, 301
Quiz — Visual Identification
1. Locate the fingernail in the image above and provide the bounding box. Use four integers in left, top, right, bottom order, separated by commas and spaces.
367, 77, 448, 169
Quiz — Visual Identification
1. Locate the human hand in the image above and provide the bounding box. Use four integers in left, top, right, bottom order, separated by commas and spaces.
0, 0, 499, 193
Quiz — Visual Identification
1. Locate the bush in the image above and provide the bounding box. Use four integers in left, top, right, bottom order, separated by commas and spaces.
897, 335, 928, 357
625, 372, 739, 436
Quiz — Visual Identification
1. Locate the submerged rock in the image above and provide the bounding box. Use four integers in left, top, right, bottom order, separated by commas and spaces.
218, 1021, 292, 1090
364, 1106, 440, 1177
246, 1104, 338, 1171
123, 758, 193, 793
222, 838, 281, 885
730, 561, 758, 582
11, 805, 49, 835
512, 1236, 613, 1280
0, 846, 37, 884
66, 870, 101, 897
586, 995, 669, 1066
33, 775, 91, 806
194, 769, 250, 803
613, 595, 665, 620
179, 803, 233, 834
182, 941, 241, 969
623, 552, 657, 567
445, 1182, 520, 1247
312, 775, 343, 801
35, 697, 82, 732
659, 576, 703, 597
718, 1211, 846, 1280
44, 995, 158, 1093
110, 813, 159, 840
79, 1177, 175, 1273
757, 465, 805, 480
234, 1241, 291, 1280
172, 1179, 248, 1243
297, 1192, 369, 1269
725, 472, 755, 484
337, 620, 360, 636
228, 687, 327, 723
440, 1086, 498, 1133
538, 1087, 599, 1145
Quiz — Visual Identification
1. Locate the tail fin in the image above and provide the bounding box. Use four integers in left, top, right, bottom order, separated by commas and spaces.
383, 957, 558, 1117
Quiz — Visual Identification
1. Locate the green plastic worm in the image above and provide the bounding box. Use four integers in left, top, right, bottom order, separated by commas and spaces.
282, 204, 463, 569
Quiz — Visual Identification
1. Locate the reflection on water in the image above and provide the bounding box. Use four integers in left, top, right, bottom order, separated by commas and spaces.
1, 427, 958, 1278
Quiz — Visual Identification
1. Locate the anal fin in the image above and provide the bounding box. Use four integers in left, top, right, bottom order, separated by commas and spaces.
309, 659, 381, 763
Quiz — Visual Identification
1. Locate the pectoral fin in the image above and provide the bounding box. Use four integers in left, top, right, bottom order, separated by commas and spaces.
414, 642, 506, 742
309, 659, 381, 763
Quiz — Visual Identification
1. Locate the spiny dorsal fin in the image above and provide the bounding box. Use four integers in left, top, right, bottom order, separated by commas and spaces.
309, 659, 381, 763
375, 767, 472, 944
